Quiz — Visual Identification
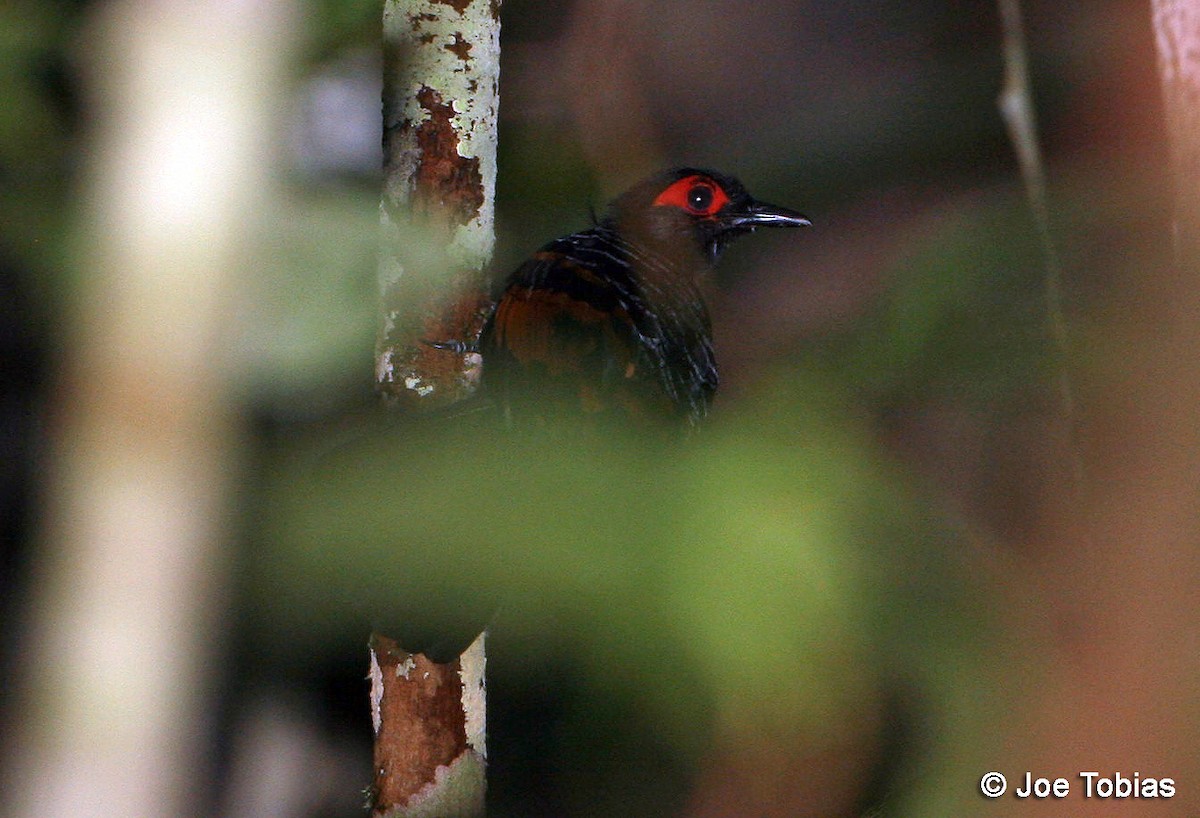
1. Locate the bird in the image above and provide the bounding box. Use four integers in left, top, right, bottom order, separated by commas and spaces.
476, 167, 810, 429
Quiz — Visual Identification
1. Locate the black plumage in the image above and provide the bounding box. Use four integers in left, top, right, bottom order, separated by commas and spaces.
479, 167, 809, 428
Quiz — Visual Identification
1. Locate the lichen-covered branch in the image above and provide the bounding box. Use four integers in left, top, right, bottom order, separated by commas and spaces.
370, 2, 500, 815
377, 0, 501, 408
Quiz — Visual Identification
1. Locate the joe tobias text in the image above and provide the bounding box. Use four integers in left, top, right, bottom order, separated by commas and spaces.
1014, 771, 1175, 799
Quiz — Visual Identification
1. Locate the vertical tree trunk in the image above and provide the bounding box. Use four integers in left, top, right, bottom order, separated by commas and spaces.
369, 634, 487, 817
369, 2, 500, 816
2, 0, 290, 816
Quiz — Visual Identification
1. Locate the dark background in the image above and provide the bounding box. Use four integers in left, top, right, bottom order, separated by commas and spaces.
2, 1, 1194, 817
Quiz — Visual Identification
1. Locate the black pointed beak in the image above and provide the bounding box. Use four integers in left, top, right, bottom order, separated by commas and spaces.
725, 201, 811, 230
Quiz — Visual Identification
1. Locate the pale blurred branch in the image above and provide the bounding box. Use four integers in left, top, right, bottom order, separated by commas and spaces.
2, 0, 293, 816
1152, 0, 1200, 266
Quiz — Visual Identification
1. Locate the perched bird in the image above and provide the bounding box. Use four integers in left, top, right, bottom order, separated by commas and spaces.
478, 167, 810, 429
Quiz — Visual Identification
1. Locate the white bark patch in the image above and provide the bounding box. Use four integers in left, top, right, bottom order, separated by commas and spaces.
380, 0, 500, 283
459, 631, 487, 759
369, 647, 384, 735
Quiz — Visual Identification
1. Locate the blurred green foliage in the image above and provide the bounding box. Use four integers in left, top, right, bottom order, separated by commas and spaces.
301, 0, 380, 61
231, 187, 379, 414
249, 357, 1028, 815
0, 0, 80, 287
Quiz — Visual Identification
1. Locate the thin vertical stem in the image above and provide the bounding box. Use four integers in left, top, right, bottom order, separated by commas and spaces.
996, 0, 1086, 502
1152, 0, 1200, 269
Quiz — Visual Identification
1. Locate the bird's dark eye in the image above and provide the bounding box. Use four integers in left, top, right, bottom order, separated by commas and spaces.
687, 185, 714, 212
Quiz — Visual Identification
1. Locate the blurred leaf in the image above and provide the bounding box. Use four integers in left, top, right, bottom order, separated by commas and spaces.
230, 187, 379, 414
300, 0, 381, 62
251, 366, 1016, 763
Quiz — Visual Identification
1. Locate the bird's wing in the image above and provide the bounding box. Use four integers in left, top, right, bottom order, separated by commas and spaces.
480, 249, 673, 421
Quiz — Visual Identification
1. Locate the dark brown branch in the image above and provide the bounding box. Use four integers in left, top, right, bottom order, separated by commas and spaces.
369, 634, 486, 817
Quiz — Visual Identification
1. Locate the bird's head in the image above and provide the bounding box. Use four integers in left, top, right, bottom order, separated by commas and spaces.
606, 167, 810, 265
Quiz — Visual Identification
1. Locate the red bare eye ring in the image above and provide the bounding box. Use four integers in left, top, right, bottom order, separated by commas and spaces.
652, 175, 731, 217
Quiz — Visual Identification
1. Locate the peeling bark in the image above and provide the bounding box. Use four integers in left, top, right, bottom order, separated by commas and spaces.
378, 0, 501, 409
370, 2, 500, 815
369, 633, 487, 818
